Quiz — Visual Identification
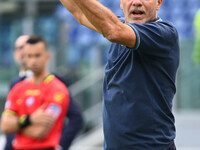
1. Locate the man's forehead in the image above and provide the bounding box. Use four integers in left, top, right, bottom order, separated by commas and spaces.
26, 42, 45, 48
24, 43, 47, 54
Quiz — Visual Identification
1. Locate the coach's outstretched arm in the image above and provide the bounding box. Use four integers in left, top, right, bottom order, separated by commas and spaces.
60, 0, 136, 48
60, 0, 98, 32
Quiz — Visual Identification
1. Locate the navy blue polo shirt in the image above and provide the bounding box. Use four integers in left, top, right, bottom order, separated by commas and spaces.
103, 17, 180, 150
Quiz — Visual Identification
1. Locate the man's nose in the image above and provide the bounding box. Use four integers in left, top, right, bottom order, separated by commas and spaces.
30, 57, 37, 64
132, 0, 142, 7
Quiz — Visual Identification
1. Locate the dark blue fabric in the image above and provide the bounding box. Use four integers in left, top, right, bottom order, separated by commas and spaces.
103, 18, 180, 150
10, 76, 26, 90
5, 73, 83, 150
59, 97, 84, 150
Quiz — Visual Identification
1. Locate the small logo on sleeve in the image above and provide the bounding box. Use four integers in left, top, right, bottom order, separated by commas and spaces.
5, 100, 11, 109
53, 92, 65, 103
45, 103, 61, 119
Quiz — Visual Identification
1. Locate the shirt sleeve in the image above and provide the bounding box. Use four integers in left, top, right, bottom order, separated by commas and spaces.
45, 87, 70, 121
4, 85, 20, 114
127, 21, 179, 57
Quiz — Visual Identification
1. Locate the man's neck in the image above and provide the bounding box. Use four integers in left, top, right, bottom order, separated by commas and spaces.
33, 71, 49, 85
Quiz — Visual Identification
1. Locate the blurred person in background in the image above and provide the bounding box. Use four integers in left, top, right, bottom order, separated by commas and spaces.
10, 35, 33, 90
0, 35, 70, 150
192, 8, 200, 63
60, 0, 180, 150
4, 35, 83, 150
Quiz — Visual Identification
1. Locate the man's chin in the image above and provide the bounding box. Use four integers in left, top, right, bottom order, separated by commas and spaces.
129, 19, 146, 24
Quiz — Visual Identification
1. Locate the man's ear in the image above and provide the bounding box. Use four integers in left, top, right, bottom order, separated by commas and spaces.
46, 52, 51, 62
156, 0, 163, 11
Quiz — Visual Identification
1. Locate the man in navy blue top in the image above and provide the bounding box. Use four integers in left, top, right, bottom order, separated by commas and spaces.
5, 35, 84, 150
61, 0, 179, 149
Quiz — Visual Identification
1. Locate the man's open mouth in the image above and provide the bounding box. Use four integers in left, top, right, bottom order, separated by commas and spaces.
131, 9, 145, 16
132, 10, 145, 15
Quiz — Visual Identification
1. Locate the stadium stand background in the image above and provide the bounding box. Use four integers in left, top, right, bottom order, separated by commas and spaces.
0, 0, 200, 149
